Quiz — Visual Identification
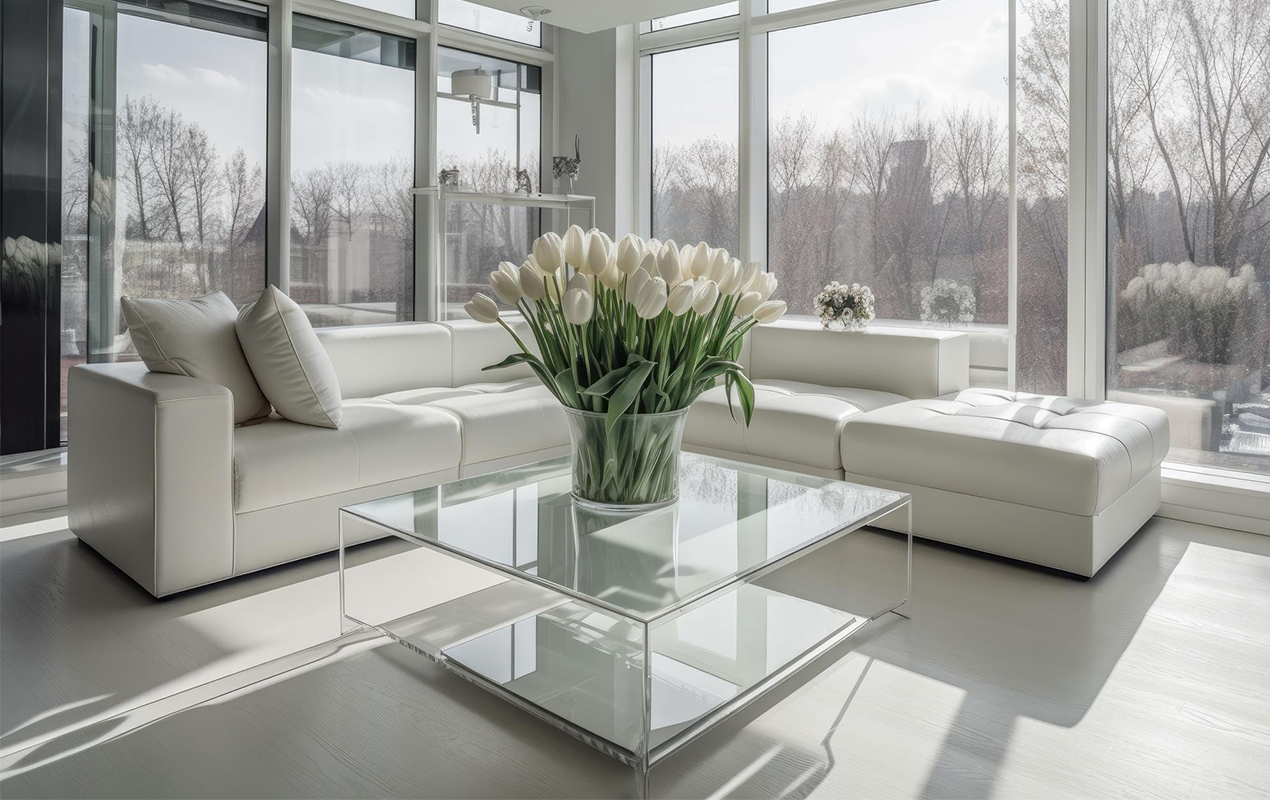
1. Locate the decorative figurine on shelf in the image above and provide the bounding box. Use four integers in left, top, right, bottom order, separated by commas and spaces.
553, 135, 582, 194
439, 167, 461, 188
514, 167, 533, 195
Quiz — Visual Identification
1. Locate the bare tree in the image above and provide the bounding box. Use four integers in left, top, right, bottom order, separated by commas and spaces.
184, 124, 221, 292
117, 96, 161, 241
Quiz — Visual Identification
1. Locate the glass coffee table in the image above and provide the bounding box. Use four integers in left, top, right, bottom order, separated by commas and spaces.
339, 453, 910, 796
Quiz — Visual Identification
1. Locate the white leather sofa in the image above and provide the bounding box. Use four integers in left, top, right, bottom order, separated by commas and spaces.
69, 320, 568, 597
68, 316, 1162, 595
840, 389, 1170, 577
685, 321, 971, 477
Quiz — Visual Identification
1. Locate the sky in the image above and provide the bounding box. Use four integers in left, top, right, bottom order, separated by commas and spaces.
67, 0, 1007, 196
654, 0, 1009, 147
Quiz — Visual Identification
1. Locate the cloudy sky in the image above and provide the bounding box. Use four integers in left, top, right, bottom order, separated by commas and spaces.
654, 0, 1009, 148
66, 0, 1008, 193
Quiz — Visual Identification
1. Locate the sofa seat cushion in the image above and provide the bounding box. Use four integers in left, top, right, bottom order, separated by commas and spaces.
374, 378, 540, 407
233, 402, 461, 512
424, 385, 566, 467
840, 389, 1170, 516
686, 380, 910, 471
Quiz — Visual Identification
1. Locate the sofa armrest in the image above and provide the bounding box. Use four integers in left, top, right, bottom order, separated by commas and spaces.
748, 320, 970, 399
68, 362, 235, 596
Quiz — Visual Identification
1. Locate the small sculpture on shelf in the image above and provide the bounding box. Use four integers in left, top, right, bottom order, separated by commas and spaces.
439, 167, 461, 188
514, 167, 533, 195
553, 135, 582, 193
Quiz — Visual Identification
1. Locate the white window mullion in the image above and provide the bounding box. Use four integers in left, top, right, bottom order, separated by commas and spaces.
266, 0, 292, 292
1067, 0, 1108, 400
414, 0, 437, 320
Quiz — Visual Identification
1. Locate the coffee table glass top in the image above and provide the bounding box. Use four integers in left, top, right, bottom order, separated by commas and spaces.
343, 452, 907, 623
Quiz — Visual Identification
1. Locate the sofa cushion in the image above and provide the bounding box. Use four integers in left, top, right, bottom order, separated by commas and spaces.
236, 286, 343, 429
120, 291, 271, 425
374, 377, 541, 407
424, 385, 567, 468
747, 321, 969, 400
442, 319, 536, 386
233, 402, 461, 512
840, 389, 1170, 516
686, 380, 909, 471
315, 323, 452, 399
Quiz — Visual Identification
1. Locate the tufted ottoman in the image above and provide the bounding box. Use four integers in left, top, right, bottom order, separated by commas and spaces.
840, 389, 1170, 577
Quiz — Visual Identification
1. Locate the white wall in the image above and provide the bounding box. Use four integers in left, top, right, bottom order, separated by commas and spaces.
555, 26, 634, 236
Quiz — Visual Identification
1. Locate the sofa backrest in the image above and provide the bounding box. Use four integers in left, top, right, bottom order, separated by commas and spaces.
440, 319, 535, 386
316, 323, 452, 399
748, 320, 969, 399
314, 319, 535, 399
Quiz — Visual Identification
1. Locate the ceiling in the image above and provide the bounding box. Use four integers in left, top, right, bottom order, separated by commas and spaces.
467, 0, 732, 34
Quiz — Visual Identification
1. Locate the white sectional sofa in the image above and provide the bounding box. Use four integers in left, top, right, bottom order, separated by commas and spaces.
68, 317, 1162, 596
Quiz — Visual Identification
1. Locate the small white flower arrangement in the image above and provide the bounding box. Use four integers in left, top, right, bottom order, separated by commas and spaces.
921, 279, 976, 326
1121, 261, 1255, 363
814, 281, 875, 331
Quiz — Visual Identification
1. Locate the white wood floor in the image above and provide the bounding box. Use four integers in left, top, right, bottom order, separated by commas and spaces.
1, 511, 1268, 799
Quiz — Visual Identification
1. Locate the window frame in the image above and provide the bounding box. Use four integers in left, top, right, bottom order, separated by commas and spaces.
635, 0, 1270, 499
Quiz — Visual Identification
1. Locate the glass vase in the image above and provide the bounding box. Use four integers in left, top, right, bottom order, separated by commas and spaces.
561, 406, 690, 512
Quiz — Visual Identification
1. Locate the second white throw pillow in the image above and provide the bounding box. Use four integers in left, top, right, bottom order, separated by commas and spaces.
236, 286, 343, 429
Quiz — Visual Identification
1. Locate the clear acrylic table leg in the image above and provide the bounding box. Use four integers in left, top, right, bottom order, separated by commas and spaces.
638, 618, 653, 798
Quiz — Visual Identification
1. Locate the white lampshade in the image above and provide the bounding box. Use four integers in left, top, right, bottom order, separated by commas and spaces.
451, 69, 494, 100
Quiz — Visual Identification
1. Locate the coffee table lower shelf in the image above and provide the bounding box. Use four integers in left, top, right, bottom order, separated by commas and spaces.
344, 581, 906, 797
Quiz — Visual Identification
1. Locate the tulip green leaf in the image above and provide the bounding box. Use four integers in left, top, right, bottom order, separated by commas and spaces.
605, 360, 655, 431
581, 364, 635, 398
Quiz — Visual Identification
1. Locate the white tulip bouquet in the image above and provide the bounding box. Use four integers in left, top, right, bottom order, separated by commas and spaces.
465, 224, 785, 508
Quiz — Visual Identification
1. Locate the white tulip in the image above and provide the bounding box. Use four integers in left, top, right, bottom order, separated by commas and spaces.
520, 263, 546, 300
692, 279, 720, 315
753, 300, 787, 324
744, 271, 778, 301
707, 249, 729, 282
717, 258, 744, 295
591, 229, 613, 256
582, 233, 610, 276
597, 260, 623, 290
568, 272, 592, 295
489, 269, 523, 305
616, 234, 645, 274
532, 232, 564, 274
636, 249, 658, 281
740, 262, 761, 292
626, 267, 651, 305
734, 291, 762, 318
680, 244, 696, 278
667, 282, 695, 316
656, 243, 682, 286
646, 237, 663, 254
464, 293, 500, 324
634, 277, 668, 319
691, 242, 712, 278
563, 225, 588, 270
562, 288, 593, 325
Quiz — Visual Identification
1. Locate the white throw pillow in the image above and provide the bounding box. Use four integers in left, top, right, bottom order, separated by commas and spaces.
120, 291, 271, 425
235, 286, 343, 429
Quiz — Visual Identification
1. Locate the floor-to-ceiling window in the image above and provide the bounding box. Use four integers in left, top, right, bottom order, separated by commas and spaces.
1106, 0, 1270, 474
59, 0, 268, 441
1016, 0, 1071, 395
766, 0, 1009, 329
650, 40, 740, 255
290, 15, 416, 326
436, 46, 541, 318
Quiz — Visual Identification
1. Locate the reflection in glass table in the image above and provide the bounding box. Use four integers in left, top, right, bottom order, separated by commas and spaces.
340, 453, 911, 796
